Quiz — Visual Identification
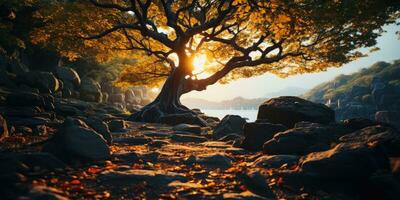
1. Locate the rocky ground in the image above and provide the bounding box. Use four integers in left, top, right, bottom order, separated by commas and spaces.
1, 94, 400, 200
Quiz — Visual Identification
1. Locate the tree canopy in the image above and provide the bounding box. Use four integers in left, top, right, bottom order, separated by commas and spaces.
31, 0, 400, 89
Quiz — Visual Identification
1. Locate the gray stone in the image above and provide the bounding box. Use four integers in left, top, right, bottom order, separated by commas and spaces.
241, 122, 288, 151
263, 122, 341, 155
99, 169, 187, 187
6, 92, 44, 107
170, 134, 207, 143
173, 123, 202, 134
148, 139, 170, 147
84, 117, 113, 145
43, 118, 110, 162
55, 66, 81, 88
300, 142, 389, 181
19, 71, 60, 93
108, 119, 126, 132
79, 78, 102, 102
185, 153, 233, 168
113, 137, 152, 145
252, 155, 299, 169
113, 152, 140, 163
339, 125, 400, 156
213, 115, 246, 139
257, 96, 335, 128
15, 152, 67, 171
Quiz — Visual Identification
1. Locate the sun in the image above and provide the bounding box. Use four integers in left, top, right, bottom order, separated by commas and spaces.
192, 54, 207, 74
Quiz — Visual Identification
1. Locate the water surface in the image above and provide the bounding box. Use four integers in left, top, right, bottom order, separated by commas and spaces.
201, 109, 258, 122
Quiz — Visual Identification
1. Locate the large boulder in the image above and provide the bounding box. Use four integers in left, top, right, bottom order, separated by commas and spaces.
6, 92, 44, 107
0, 115, 8, 140
375, 111, 400, 129
83, 117, 113, 145
339, 125, 400, 156
257, 96, 335, 128
241, 122, 288, 151
300, 142, 389, 182
212, 115, 246, 139
263, 122, 349, 155
79, 78, 102, 102
43, 118, 110, 162
55, 66, 81, 88
108, 119, 127, 132
18, 71, 60, 93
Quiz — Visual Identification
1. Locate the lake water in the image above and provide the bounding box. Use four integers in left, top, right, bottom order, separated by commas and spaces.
201, 109, 258, 122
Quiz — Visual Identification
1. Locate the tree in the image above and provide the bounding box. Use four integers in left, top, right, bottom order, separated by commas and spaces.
31, 0, 400, 123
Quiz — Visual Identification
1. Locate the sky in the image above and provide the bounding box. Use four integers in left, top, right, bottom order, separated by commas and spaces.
182, 24, 400, 102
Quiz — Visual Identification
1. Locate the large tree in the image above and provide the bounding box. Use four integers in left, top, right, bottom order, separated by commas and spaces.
31, 0, 400, 123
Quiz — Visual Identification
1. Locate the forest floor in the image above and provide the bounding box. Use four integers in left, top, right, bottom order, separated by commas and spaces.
1, 121, 290, 200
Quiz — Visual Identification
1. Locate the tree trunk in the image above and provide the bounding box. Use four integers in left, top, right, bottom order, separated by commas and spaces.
128, 67, 195, 123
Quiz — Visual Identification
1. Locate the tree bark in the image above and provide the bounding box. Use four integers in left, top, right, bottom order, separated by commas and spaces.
128, 67, 196, 123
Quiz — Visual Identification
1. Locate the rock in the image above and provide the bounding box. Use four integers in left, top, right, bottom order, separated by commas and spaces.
109, 94, 125, 104
263, 122, 344, 155
99, 169, 187, 187
148, 139, 170, 147
300, 142, 389, 181
25, 185, 68, 200
83, 117, 113, 145
339, 125, 400, 156
185, 153, 233, 168
241, 122, 288, 151
108, 119, 126, 132
223, 191, 269, 200
113, 137, 152, 145
172, 123, 202, 134
113, 152, 140, 163
6, 92, 44, 107
43, 118, 110, 162
55, 104, 82, 116
375, 111, 400, 129
159, 113, 208, 127
32, 125, 47, 135
0, 154, 29, 174
257, 96, 335, 128
0, 115, 9, 140
218, 133, 244, 142
242, 170, 276, 198
170, 134, 208, 143
213, 115, 246, 139
19, 71, 60, 93
143, 131, 171, 138
342, 118, 386, 131
252, 155, 299, 169
55, 66, 81, 88
8, 117, 50, 127
15, 152, 67, 171
79, 78, 102, 102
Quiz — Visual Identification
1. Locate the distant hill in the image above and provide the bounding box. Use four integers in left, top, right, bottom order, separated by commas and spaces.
182, 87, 306, 110
265, 87, 307, 99
182, 97, 265, 110
303, 60, 400, 127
